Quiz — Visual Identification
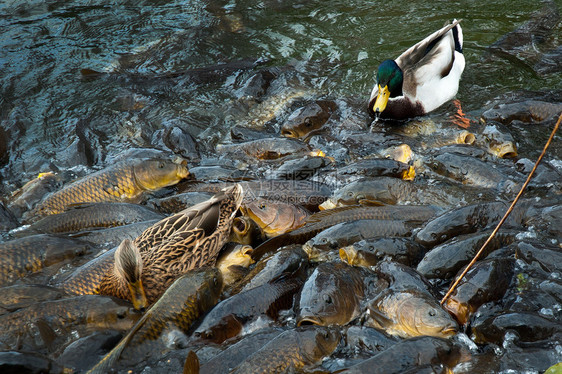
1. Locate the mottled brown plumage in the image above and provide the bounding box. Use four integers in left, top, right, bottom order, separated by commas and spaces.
60, 184, 244, 309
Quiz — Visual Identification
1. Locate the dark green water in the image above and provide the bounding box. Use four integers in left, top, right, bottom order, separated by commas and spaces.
1, 0, 560, 189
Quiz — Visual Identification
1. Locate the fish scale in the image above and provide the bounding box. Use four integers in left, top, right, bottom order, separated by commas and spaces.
29, 158, 188, 219
34, 167, 138, 217
0, 235, 91, 287
87, 269, 222, 373
0, 295, 137, 351
230, 327, 340, 374
195, 266, 307, 344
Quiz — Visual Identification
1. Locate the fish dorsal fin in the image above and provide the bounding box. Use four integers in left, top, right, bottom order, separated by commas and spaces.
365, 304, 394, 329
305, 205, 364, 224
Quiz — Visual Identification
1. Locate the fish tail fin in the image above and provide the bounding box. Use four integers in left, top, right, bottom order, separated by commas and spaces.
183, 350, 200, 374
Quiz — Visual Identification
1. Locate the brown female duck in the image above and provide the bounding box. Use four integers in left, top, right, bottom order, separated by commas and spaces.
61, 184, 244, 310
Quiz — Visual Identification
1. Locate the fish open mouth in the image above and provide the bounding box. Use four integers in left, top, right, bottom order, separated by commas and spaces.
440, 325, 459, 337
232, 217, 249, 236
296, 316, 323, 326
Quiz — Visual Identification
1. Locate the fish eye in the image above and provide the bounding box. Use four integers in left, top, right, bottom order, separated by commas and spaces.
323, 294, 333, 304
158, 162, 165, 169
347, 192, 354, 197
117, 310, 127, 319
320, 238, 328, 244
304, 118, 312, 127
258, 202, 267, 210
428, 309, 436, 317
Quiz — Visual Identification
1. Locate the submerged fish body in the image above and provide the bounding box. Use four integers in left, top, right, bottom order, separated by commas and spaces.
195, 263, 307, 344
481, 100, 562, 125
253, 205, 439, 260
297, 262, 387, 327
320, 177, 417, 208
216, 137, 313, 160
364, 288, 458, 338
471, 311, 562, 344
21, 202, 165, 235
427, 151, 523, 190
0, 234, 91, 287
444, 258, 515, 325
230, 326, 341, 374
416, 230, 518, 279
29, 158, 189, 218
340, 336, 461, 374
303, 219, 413, 258
280, 100, 337, 139
7, 172, 61, 218
0, 284, 63, 314
340, 237, 426, 267
88, 268, 223, 372
320, 177, 459, 209
415, 200, 532, 248
0, 295, 138, 351
193, 328, 286, 374
337, 158, 415, 180
180, 179, 332, 211
69, 219, 160, 249
234, 244, 309, 294
240, 88, 310, 129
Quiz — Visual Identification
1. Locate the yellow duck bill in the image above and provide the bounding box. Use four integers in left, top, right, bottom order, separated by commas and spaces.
373, 85, 390, 114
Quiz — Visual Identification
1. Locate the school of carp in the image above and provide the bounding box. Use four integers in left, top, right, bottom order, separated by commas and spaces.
1, 3, 562, 374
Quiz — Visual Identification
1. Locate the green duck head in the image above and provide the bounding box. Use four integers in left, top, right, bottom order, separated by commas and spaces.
372, 59, 404, 115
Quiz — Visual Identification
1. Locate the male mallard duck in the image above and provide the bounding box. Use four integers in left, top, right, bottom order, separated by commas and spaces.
65, 184, 243, 310
369, 19, 465, 120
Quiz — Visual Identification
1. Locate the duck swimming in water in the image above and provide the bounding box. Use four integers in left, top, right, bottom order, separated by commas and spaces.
93, 184, 244, 309
369, 19, 465, 120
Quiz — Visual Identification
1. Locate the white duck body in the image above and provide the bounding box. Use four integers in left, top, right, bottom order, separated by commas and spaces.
369, 19, 465, 119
